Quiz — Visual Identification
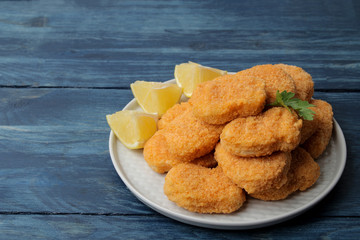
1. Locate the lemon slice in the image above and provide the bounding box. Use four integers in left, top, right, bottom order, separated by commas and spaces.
106, 110, 158, 149
174, 61, 227, 97
130, 81, 182, 116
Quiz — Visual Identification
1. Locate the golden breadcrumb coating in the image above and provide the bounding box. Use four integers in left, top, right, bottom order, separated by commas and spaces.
275, 64, 314, 101
251, 147, 320, 200
161, 104, 224, 161
141, 63, 332, 215
164, 164, 246, 213
302, 99, 333, 159
215, 143, 291, 194
158, 102, 191, 130
292, 147, 321, 191
237, 64, 296, 104
221, 107, 302, 157
189, 74, 266, 124
300, 104, 320, 144
144, 131, 219, 173
143, 130, 181, 173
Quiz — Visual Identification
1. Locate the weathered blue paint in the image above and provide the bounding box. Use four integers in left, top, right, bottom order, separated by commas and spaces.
0, 0, 359, 238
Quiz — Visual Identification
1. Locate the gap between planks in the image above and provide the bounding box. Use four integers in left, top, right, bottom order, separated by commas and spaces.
0, 85, 360, 93
0, 211, 154, 216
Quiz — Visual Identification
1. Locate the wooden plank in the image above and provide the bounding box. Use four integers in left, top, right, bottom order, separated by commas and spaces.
0, 0, 358, 31
0, 127, 153, 214
0, 88, 134, 126
0, 88, 151, 214
0, 0, 359, 88
0, 33, 359, 89
0, 88, 359, 216
0, 34, 358, 89
1, 49, 359, 90
0, 214, 359, 239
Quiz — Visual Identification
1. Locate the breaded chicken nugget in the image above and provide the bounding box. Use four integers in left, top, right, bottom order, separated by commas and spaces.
275, 64, 314, 101
162, 104, 224, 161
215, 143, 291, 194
221, 107, 302, 157
164, 163, 246, 213
143, 130, 181, 173
293, 147, 321, 191
251, 147, 320, 200
144, 131, 218, 173
158, 102, 191, 130
302, 99, 333, 159
300, 104, 320, 144
237, 64, 296, 104
189, 74, 266, 124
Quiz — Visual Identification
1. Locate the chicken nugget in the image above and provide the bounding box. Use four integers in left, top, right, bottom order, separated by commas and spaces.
189, 74, 266, 124
143, 130, 181, 173
302, 99, 333, 159
275, 64, 314, 101
292, 147, 321, 191
237, 64, 296, 104
162, 104, 224, 161
158, 102, 191, 130
215, 143, 291, 194
144, 131, 218, 173
251, 147, 320, 200
221, 107, 302, 157
300, 104, 320, 144
164, 163, 246, 213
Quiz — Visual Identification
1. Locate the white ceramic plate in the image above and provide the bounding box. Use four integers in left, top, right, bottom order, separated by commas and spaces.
109, 79, 347, 230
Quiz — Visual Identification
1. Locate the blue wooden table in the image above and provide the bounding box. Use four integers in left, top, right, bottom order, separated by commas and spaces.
1, 0, 359, 238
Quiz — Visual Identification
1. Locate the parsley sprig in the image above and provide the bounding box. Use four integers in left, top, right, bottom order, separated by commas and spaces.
269, 90, 316, 120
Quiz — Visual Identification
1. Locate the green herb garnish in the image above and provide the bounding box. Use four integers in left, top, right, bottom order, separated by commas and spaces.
269, 90, 316, 120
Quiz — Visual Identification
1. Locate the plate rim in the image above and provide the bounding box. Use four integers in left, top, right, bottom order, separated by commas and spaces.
108, 80, 347, 230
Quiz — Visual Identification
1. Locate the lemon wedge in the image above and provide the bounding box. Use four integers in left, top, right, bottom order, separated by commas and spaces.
130, 81, 182, 116
106, 110, 158, 149
174, 61, 227, 97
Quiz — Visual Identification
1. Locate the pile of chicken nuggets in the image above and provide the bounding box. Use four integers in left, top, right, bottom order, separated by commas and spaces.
143, 64, 333, 214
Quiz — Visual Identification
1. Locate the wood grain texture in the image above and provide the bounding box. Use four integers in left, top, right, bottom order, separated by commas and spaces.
0, 88, 134, 126
0, 214, 359, 240
0, 0, 359, 88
